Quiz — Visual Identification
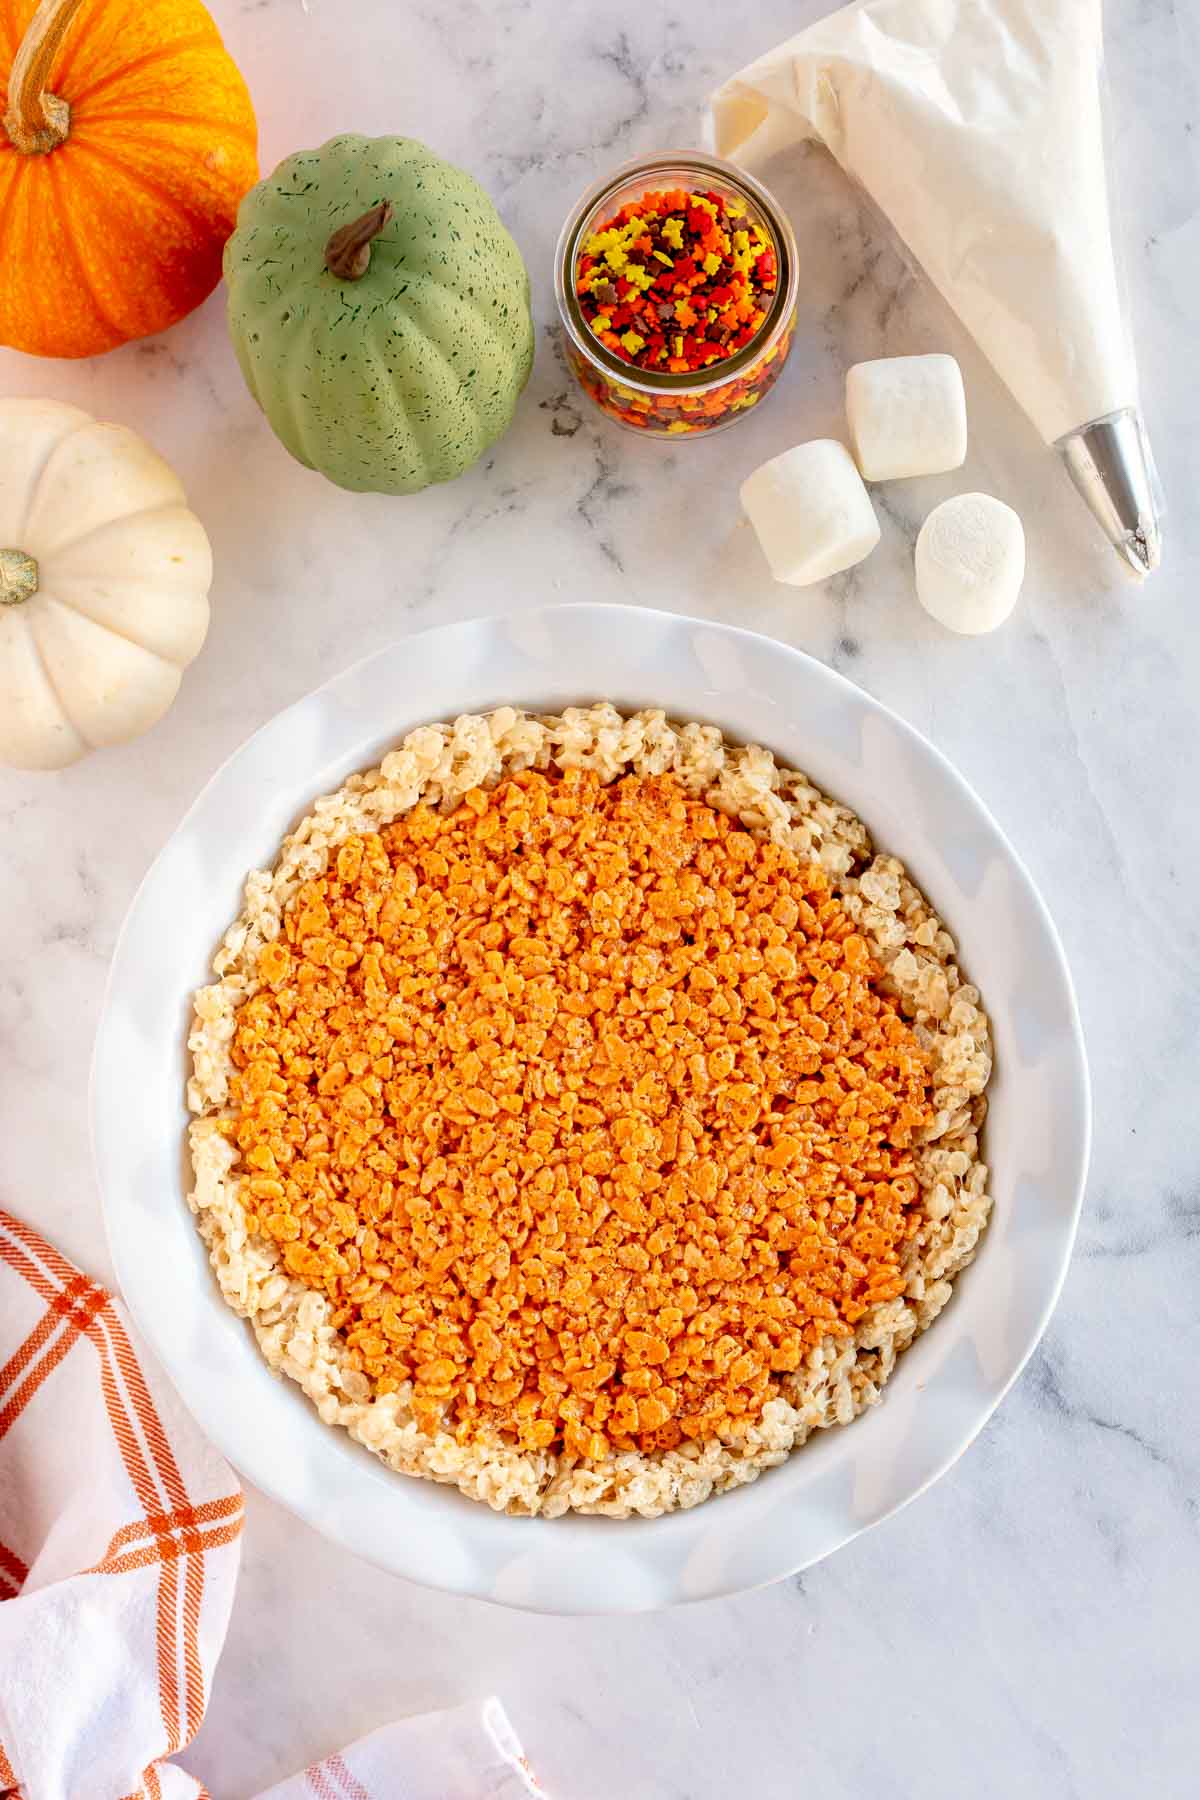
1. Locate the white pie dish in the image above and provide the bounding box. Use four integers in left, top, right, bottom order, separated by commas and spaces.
91, 604, 1090, 1613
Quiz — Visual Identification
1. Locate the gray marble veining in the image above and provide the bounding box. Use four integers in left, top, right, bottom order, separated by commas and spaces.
1, 0, 1197, 1795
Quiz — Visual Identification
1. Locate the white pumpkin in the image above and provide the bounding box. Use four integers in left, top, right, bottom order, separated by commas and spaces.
0, 399, 212, 771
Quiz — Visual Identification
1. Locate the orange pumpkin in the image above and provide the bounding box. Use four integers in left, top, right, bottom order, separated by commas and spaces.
0, 0, 257, 358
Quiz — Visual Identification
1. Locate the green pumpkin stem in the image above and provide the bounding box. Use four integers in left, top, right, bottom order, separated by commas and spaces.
325, 202, 394, 280
2, 0, 88, 155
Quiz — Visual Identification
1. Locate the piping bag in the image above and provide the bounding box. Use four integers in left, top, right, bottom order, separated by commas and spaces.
711, 0, 1163, 576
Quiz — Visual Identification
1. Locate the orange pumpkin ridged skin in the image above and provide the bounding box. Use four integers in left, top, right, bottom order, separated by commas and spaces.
0, 0, 258, 358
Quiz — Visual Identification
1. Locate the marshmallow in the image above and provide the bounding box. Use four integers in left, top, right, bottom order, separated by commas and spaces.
915, 493, 1025, 634
740, 440, 881, 586
846, 354, 968, 481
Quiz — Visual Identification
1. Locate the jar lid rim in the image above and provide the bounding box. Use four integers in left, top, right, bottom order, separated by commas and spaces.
553, 150, 799, 395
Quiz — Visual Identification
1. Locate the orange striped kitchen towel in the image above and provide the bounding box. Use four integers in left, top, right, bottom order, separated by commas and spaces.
0, 1210, 545, 1800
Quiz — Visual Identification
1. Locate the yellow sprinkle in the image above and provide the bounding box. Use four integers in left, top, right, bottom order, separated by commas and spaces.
667, 420, 693, 433
591, 315, 611, 334
674, 335, 684, 357
620, 330, 645, 354
653, 251, 674, 267
586, 228, 626, 258
661, 217, 684, 250
733, 230, 750, 254
702, 252, 722, 277
604, 245, 628, 272
727, 199, 747, 218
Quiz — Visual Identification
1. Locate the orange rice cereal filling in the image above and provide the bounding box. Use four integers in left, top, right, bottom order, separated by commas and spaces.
228, 770, 934, 1461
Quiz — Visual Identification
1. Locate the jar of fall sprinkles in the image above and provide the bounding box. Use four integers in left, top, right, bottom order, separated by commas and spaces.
554, 151, 798, 437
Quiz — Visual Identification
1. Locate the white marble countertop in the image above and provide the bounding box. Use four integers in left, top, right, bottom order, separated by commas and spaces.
3, 0, 1198, 1794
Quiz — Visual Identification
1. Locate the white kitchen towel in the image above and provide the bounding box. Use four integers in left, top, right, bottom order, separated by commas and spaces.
0, 1208, 545, 1800
256, 1701, 545, 1800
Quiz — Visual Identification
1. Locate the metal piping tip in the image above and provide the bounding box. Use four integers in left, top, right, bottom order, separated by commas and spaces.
1117, 517, 1162, 578
1058, 408, 1164, 581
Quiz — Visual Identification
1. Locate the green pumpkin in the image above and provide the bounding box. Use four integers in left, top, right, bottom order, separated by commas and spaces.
224, 134, 535, 495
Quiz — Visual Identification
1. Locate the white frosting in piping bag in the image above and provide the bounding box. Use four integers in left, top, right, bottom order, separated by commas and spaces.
711, 0, 1138, 447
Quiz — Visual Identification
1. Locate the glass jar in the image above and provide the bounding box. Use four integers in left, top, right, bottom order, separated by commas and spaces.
554, 151, 799, 438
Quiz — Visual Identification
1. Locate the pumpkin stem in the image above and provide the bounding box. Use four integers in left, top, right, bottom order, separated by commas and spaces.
0, 549, 39, 606
3, 0, 88, 155
325, 202, 394, 280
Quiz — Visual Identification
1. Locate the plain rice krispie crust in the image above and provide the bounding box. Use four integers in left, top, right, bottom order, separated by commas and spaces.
187, 705, 993, 1518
